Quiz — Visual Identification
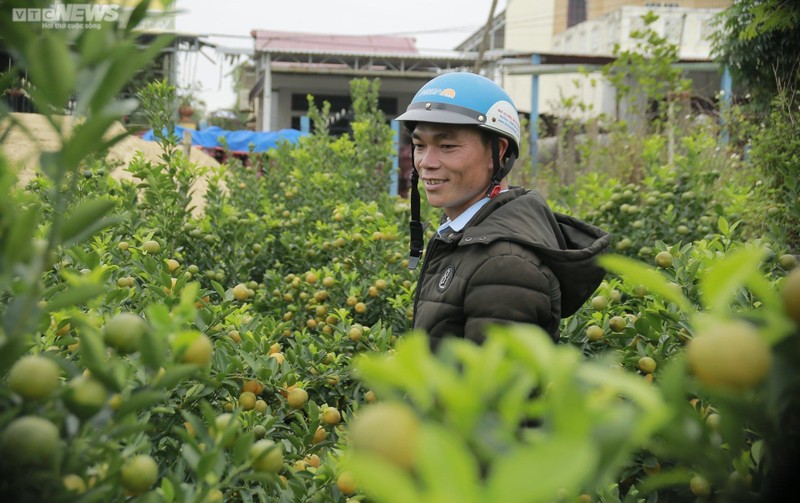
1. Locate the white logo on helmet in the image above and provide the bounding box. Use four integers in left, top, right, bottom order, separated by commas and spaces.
485, 100, 520, 141
416, 87, 456, 99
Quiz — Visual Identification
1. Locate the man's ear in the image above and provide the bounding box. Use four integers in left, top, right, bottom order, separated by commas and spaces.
487, 136, 510, 170
498, 137, 510, 162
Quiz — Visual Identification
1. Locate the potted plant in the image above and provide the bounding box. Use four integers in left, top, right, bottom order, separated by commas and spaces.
2, 72, 25, 96
178, 97, 194, 120
177, 83, 205, 127
2, 73, 34, 112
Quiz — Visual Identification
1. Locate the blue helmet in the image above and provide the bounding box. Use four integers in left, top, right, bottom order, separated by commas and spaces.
396, 72, 521, 157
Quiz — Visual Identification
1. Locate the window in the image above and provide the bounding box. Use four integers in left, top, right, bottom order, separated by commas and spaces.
567, 0, 587, 28
290, 93, 397, 136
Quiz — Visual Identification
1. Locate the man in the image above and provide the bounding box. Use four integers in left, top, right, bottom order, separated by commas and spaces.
396, 72, 610, 348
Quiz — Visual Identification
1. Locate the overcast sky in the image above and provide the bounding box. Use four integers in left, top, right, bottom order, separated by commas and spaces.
173, 0, 507, 112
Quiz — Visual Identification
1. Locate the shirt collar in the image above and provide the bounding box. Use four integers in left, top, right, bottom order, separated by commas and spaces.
437, 196, 492, 236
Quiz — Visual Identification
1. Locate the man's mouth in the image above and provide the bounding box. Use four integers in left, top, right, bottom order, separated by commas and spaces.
424, 179, 447, 186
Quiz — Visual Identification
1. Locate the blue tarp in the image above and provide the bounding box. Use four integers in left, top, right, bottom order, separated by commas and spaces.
142, 126, 308, 153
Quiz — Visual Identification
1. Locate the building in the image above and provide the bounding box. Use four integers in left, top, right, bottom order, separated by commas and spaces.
246, 30, 476, 133
0, 0, 204, 127
237, 0, 735, 174
498, 0, 732, 121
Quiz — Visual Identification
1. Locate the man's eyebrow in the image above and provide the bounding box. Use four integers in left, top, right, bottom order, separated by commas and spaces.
411, 130, 459, 141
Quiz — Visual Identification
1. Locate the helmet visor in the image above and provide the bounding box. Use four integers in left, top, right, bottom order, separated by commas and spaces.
396, 101, 485, 126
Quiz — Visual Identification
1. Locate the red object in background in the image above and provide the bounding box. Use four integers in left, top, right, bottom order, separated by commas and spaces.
398, 142, 412, 198
200, 147, 262, 171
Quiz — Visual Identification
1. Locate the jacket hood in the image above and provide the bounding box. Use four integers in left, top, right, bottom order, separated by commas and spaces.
459, 188, 611, 317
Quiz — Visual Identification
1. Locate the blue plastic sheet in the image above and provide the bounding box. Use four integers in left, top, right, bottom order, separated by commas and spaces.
142, 126, 307, 153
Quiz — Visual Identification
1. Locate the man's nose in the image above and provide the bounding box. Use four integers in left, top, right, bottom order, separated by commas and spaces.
417, 148, 440, 169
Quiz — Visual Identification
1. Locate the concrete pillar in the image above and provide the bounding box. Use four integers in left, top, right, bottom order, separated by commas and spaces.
720, 66, 732, 145
260, 53, 271, 132
390, 120, 399, 196
529, 53, 541, 178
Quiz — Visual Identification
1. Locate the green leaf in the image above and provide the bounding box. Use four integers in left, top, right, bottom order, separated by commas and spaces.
59, 197, 118, 244
78, 23, 113, 66
347, 453, 421, 503
181, 443, 201, 471
26, 32, 76, 108
154, 364, 202, 389
485, 436, 599, 503
46, 283, 107, 311
599, 254, 692, 312
146, 303, 173, 331
196, 449, 223, 481
496, 372, 537, 429
114, 390, 168, 419
172, 330, 202, 353
102, 359, 127, 392
698, 246, 768, 312
211, 280, 226, 298
308, 400, 320, 421
634, 317, 654, 339
161, 476, 175, 503
717, 216, 730, 236
177, 282, 201, 316
3, 203, 39, 266
638, 466, 693, 494
61, 113, 121, 171
140, 320, 166, 371
576, 364, 670, 443
78, 327, 107, 376
230, 429, 254, 465
85, 34, 173, 116
124, 0, 152, 34
416, 424, 480, 503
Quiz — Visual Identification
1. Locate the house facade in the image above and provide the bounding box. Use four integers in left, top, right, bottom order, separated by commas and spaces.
247, 30, 474, 133
500, 0, 732, 120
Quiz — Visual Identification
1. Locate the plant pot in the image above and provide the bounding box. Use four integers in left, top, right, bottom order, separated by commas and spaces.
178, 105, 194, 119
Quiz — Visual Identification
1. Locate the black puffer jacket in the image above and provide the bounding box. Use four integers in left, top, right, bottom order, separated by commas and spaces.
413, 187, 611, 347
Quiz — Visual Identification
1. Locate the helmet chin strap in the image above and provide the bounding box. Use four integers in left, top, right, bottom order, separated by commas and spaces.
485, 136, 517, 198
408, 147, 424, 270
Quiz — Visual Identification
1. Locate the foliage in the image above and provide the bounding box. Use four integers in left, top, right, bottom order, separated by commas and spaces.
304, 78, 395, 203
0, 0, 173, 370
350, 78, 396, 199
743, 89, 800, 248
602, 12, 691, 132
176, 82, 207, 124
711, 0, 800, 110
562, 243, 798, 502
348, 326, 671, 503
1, 2, 799, 503
534, 12, 704, 192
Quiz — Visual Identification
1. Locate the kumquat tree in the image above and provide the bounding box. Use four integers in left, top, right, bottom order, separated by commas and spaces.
1, 1, 799, 502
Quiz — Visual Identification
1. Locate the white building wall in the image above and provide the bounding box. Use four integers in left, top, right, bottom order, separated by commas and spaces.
504, 5, 724, 121
502, 0, 555, 114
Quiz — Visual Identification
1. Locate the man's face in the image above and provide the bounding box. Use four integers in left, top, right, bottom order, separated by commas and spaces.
412, 123, 503, 220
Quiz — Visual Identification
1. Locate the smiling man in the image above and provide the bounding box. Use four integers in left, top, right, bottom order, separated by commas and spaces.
396, 72, 611, 348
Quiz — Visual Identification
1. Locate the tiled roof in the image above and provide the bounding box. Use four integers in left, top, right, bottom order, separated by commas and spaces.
251, 29, 418, 54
